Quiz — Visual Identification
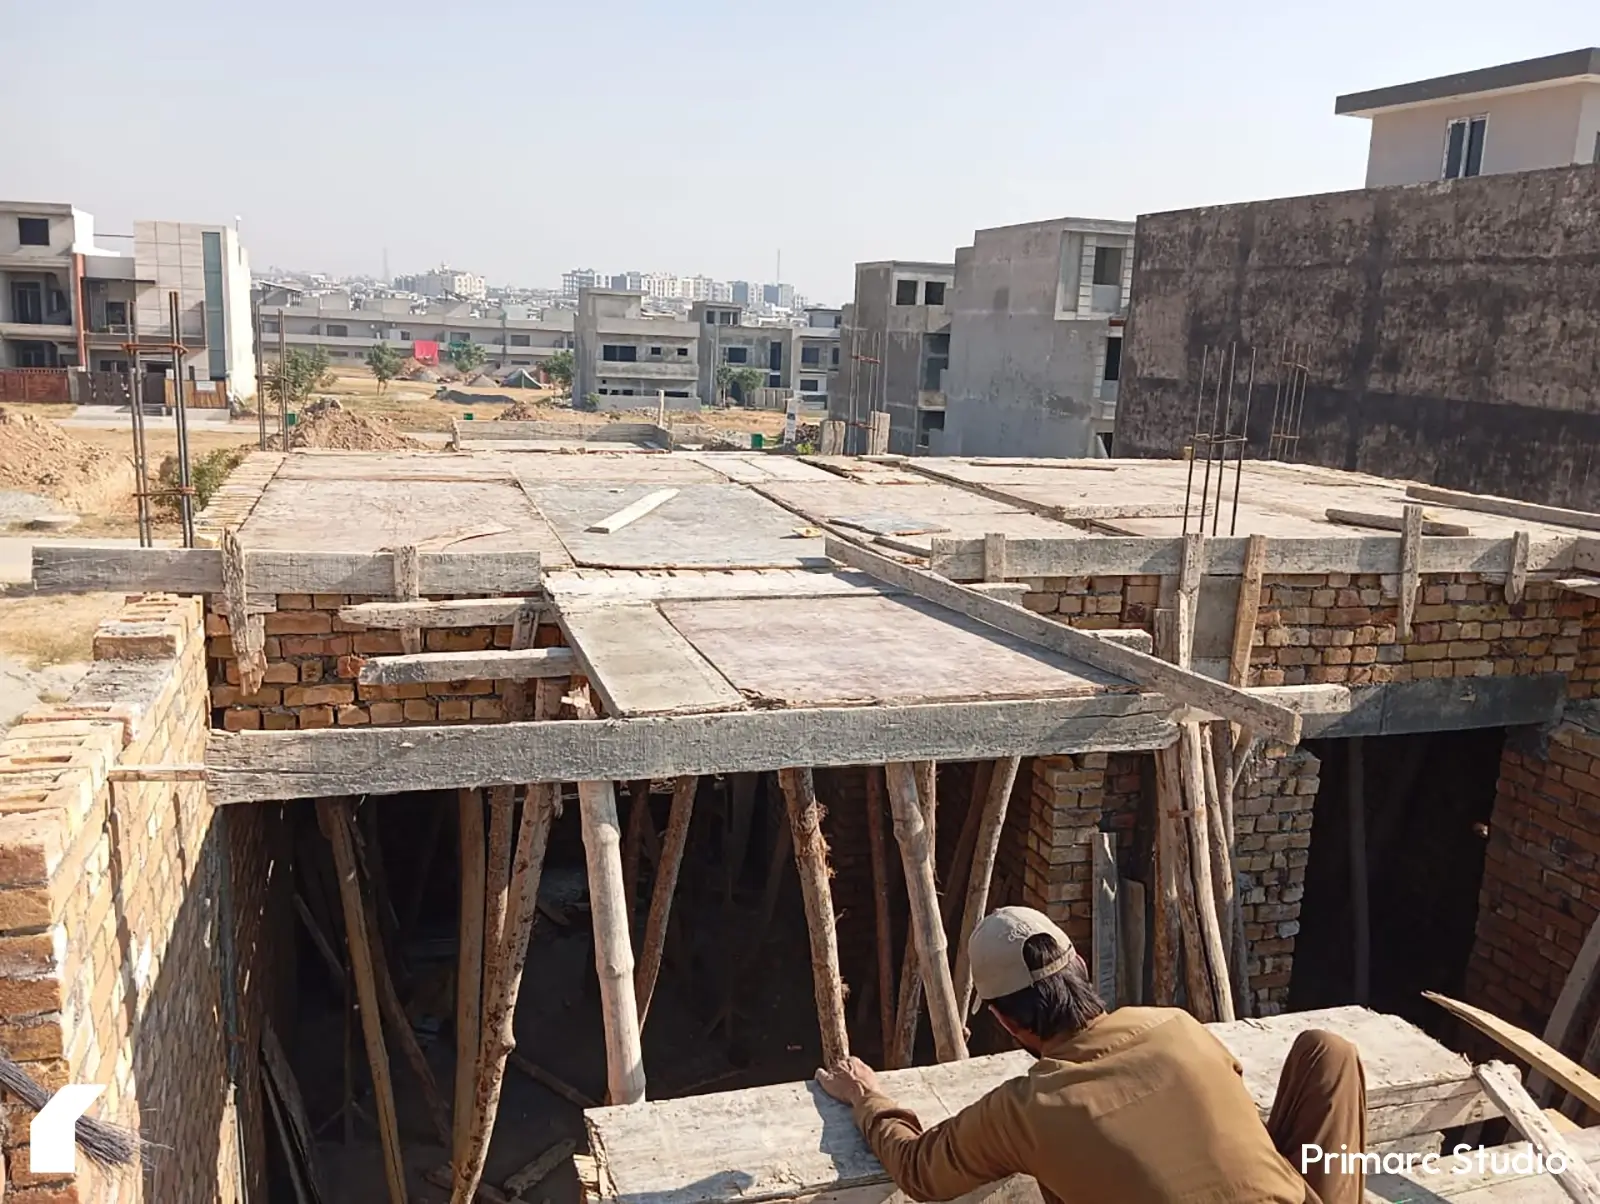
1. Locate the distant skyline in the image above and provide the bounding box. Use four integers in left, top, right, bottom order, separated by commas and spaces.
4, 1, 1595, 304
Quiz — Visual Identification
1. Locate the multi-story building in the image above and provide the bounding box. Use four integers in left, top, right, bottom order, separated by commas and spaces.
1337, 47, 1600, 187
392, 266, 487, 301
940, 216, 1134, 458
828, 261, 954, 454
763, 282, 796, 310
259, 291, 573, 370
688, 302, 840, 407
562, 268, 603, 298
0, 202, 257, 400
573, 288, 700, 410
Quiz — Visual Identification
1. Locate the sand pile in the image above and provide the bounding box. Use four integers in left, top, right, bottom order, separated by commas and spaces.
495, 396, 550, 421
0, 406, 130, 508
270, 398, 426, 451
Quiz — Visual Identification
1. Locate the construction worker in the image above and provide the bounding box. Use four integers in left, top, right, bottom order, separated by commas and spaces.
816, 906, 1366, 1204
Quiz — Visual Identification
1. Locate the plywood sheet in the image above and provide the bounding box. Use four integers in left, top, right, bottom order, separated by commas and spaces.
659, 593, 1128, 707
685, 453, 838, 484
511, 455, 722, 484
238, 476, 572, 564
528, 483, 825, 569
545, 568, 896, 607
561, 605, 746, 716
273, 452, 520, 482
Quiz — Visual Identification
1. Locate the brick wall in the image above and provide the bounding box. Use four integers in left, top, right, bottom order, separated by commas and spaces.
1466, 712, 1600, 1038
0, 596, 281, 1202
1235, 743, 1318, 1015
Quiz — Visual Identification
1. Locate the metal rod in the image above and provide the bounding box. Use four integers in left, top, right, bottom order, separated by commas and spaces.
1211, 343, 1237, 537
168, 291, 195, 548
1287, 351, 1310, 462
125, 359, 151, 547
1182, 346, 1209, 535
1230, 347, 1257, 536
253, 301, 267, 451
1265, 337, 1287, 460
1198, 343, 1228, 535
277, 308, 288, 446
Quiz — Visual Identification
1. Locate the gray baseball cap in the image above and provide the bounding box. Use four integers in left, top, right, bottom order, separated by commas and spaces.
968, 906, 1080, 1013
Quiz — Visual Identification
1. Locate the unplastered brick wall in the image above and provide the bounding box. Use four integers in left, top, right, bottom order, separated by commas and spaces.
1234, 744, 1318, 1015
0, 595, 279, 1203
207, 595, 556, 730
1466, 710, 1600, 1037
1018, 574, 1161, 629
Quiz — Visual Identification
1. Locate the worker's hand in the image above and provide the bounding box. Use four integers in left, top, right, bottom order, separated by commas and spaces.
815, 1056, 881, 1108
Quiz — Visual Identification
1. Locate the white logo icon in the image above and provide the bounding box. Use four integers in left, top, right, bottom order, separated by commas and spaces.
31, 1085, 105, 1174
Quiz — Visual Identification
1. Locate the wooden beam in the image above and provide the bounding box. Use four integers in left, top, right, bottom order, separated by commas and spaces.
588, 489, 680, 534
1406, 484, 1600, 533
223, 528, 268, 693
1091, 833, 1119, 1007
1349, 737, 1370, 1005
952, 757, 1019, 1018
339, 598, 543, 630
32, 545, 542, 597
1533, 913, 1600, 1103
635, 777, 696, 1026
107, 764, 207, 782
1229, 535, 1267, 689
889, 763, 936, 1070
927, 532, 1577, 583
1398, 504, 1423, 638
865, 768, 896, 1060
1324, 508, 1472, 537
884, 762, 967, 1063
1424, 992, 1600, 1115
982, 533, 1007, 583
206, 695, 1179, 804
394, 545, 423, 654
358, 647, 578, 687
1473, 1062, 1600, 1203
966, 582, 1029, 605
453, 790, 487, 1171
826, 536, 1302, 744
779, 768, 850, 1066
318, 798, 407, 1204
866, 412, 891, 457
1509, 530, 1531, 604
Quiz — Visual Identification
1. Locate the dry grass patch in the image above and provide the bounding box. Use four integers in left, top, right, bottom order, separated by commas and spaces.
0, 592, 125, 667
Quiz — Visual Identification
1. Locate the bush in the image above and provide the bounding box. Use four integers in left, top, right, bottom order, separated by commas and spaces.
156, 445, 249, 515
574, 393, 601, 413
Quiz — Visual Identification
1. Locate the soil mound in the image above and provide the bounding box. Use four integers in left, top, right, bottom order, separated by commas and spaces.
269, 399, 426, 451
0, 407, 127, 507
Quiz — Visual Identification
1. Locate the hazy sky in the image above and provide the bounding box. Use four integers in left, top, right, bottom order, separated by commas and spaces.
4, 1, 1595, 302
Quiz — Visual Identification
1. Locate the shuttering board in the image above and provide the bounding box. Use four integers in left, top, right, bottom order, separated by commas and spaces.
527, 483, 827, 569
755, 481, 1086, 552
512, 456, 724, 484
658, 593, 1130, 708
583, 1007, 1493, 1204
684, 453, 839, 484
544, 568, 897, 607
272, 453, 523, 482
559, 605, 746, 716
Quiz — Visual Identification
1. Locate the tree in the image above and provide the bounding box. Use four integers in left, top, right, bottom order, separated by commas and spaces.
265, 347, 334, 408
447, 341, 487, 374
714, 364, 734, 405
729, 366, 766, 406
542, 349, 574, 391
364, 342, 403, 393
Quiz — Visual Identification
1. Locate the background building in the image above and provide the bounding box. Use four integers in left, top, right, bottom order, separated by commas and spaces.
573, 288, 700, 410
392, 266, 487, 301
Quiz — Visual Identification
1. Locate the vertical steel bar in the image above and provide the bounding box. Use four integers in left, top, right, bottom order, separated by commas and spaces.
1182, 347, 1209, 536
253, 301, 267, 451
277, 309, 288, 446
1230, 348, 1257, 536
168, 292, 195, 548
125, 357, 151, 547
1212, 343, 1237, 537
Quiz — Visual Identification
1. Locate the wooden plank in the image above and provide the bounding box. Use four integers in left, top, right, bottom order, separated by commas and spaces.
635, 777, 695, 1027
982, 532, 1007, 583
544, 569, 895, 608
1325, 508, 1473, 537
394, 544, 423, 654
588, 489, 681, 534
1510, 530, 1531, 604
454, 790, 487, 1171
31, 545, 543, 597
261, 1017, 328, 1204
1229, 534, 1267, 688
1474, 1062, 1600, 1203
865, 768, 896, 1057
583, 1006, 1486, 1204
504, 1138, 579, 1198
1533, 913, 1600, 1103
1399, 504, 1424, 638
1092, 832, 1118, 1007
927, 533, 1577, 582
826, 536, 1302, 743
339, 598, 543, 630
1425, 992, 1600, 1116
779, 768, 850, 1066
1406, 484, 1600, 534
559, 606, 745, 717
952, 757, 1020, 1018
206, 695, 1178, 804
359, 647, 578, 686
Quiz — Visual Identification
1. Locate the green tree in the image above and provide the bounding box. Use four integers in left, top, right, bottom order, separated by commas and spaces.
265, 347, 334, 408
364, 342, 403, 392
714, 364, 734, 404
542, 349, 574, 391
729, 366, 766, 405
447, 341, 487, 373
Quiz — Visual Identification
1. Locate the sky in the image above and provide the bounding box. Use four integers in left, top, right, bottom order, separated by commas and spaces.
3, 1, 1596, 304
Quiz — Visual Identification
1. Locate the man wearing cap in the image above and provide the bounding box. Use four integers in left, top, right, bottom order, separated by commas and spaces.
816, 906, 1366, 1204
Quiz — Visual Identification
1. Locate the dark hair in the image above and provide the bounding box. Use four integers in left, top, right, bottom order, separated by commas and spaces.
987, 932, 1106, 1041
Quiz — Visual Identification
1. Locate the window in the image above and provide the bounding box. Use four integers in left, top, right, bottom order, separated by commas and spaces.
326, 323, 349, 337
719, 311, 734, 325
799, 379, 819, 392
676, 346, 689, 356
895, 278, 919, 306
262, 318, 280, 334
666, 390, 691, 398
601, 344, 638, 362
800, 346, 821, 366
922, 332, 950, 391
11, 282, 42, 323
399, 330, 412, 341
725, 346, 748, 364
1092, 245, 1123, 287
104, 300, 128, 328
704, 311, 717, 325
923, 280, 946, 305
831, 347, 840, 367
1443, 116, 1487, 179
1103, 336, 1122, 382
768, 374, 782, 387
648, 345, 662, 357
769, 342, 782, 370
917, 409, 945, 448
16, 217, 49, 246
452, 332, 471, 343
510, 334, 531, 346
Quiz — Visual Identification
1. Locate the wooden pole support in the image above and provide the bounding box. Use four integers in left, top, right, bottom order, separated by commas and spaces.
1398, 504, 1423, 638
453, 789, 486, 1168
1508, 529, 1531, 604
952, 757, 1020, 1017
890, 763, 936, 1069
635, 776, 697, 1027
982, 533, 1007, 583
221, 527, 267, 695
779, 768, 851, 1067
578, 776, 647, 1105
883, 762, 968, 1063
318, 798, 408, 1204
864, 768, 896, 1059
394, 544, 422, 654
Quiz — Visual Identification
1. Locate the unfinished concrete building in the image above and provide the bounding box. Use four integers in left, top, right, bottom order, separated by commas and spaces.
1116, 161, 1600, 510
572, 288, 700, 411
18, 441, 1600, 1199
830, 261, 954, 454
940, 216, 1134, 459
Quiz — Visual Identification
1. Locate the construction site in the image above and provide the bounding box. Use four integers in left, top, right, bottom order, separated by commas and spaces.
7, 400, 1600, 1201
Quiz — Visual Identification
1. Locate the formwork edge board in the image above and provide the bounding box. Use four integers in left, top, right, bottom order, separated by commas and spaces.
358, 647, 578, 686
338, 598, 544, 629
203, 695, 1178, 804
